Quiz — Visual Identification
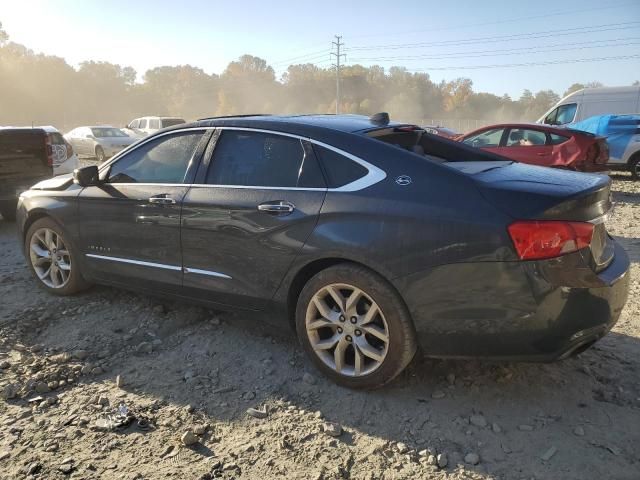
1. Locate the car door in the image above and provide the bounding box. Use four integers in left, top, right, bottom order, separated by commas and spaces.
180, 128, 327, 309
499, 128, 553, 166
77, 128, 211, 292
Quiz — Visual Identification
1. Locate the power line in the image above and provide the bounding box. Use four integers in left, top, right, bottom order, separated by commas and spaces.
348, 38, 640, 62
271, 49, 332, 66
330, 35, 346, 114
347, 1, 638, 40
404, 54, 640, 72
346, 21, 640, 51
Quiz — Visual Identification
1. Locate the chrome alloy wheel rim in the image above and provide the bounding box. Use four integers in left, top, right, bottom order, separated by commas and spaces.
305, 283, 389, 377
29, 228, 71, 288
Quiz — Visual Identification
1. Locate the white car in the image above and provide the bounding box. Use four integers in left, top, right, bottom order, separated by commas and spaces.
123, 116, 186, 138
65, 126, 138, 163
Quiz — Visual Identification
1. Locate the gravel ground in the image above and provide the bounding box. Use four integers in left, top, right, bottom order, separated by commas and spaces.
0, 174, 639, 480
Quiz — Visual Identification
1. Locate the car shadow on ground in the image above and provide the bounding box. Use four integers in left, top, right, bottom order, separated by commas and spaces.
7, 282, 637, 480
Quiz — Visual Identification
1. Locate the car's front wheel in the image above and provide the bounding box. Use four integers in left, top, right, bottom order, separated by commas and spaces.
296, 263, 417, 389
25, 217, 90, 295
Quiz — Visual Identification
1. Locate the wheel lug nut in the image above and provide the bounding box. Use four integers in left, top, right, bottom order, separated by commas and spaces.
346, 335, 352, 342
339, 315, 345, 322
337, 327, 343, 334
355, 329, 362, 336
350, 317, 357, 324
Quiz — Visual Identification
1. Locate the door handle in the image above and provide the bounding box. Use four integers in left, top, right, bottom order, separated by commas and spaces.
536, 153, 550, 156
149, 195, 176, 205
257, 201, 295, 215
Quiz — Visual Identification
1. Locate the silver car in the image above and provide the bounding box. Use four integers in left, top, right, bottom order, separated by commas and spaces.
65, 126, 138, 163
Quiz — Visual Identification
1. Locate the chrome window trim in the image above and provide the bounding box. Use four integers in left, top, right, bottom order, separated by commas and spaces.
98, 125, 387, 192
98, 127, 214, 173
183, 267, 232, 279
86, 253, 182, 271
210, 127, 387, 192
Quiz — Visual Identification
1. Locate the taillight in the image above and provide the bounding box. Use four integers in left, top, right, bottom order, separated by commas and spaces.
64, 139, 74, 159
44, 135, 53, 166
508, 220, 594, 260
585, 144, 598, 164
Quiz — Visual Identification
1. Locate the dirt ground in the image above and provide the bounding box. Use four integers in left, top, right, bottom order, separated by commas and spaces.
1, 174, 639, 480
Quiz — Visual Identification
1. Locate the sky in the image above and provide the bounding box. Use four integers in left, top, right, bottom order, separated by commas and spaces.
1, 0, 639, 98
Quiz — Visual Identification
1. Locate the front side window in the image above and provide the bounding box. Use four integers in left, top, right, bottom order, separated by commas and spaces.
462, 128, 505, 147
108, 131, 203, 184
206, 131, 324, 188
149, 119, 160, 129
139, 119, 148, 129
505, 129, 546, 147
555, 103, 577, 125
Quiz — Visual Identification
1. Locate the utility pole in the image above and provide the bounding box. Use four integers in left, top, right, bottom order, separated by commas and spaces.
331, 35, 346, 114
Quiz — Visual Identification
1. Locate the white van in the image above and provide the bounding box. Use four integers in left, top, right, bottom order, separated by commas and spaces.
537, 86, 640, 126
123, 116, 186, 138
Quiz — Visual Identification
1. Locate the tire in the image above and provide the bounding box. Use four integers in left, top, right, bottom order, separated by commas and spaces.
95, 146, 106, 163
24, 217, 90, 295
629, 154, 640, 180
296, 263, 417, 389
0, 200, 17, 221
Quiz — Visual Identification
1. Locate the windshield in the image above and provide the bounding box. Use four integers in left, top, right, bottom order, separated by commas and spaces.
91, 127, 128, 138
161, 118, 186, 128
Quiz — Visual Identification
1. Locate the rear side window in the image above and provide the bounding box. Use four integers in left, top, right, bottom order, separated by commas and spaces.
149, 119, 160, 129
108, 131, 203, 184
549, 133, 569, 145
505, 128, 546, 147
206, 131, 325, 188
312, 145, 367, 188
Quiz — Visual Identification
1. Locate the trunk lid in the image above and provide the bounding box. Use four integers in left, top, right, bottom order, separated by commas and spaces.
460, 161, 614, 270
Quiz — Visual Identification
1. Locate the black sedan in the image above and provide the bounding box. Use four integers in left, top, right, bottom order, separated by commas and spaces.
16, 113, 630, 389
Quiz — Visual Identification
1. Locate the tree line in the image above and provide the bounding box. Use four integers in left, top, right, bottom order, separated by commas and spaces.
0, 22, 632, 133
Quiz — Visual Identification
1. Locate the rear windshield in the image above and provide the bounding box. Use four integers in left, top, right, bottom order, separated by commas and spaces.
366, 126, 505, 164
48, 132, 66, 145
161, 118, 186, 128
91, 127, 128, 138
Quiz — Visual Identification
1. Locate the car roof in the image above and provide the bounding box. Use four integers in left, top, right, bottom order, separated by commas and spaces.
0, 125, 59, 133
187, 114, 412, 134
462, 122, 575, 136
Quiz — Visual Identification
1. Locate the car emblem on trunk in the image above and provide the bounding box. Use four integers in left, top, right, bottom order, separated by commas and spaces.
395, 175, 412, 186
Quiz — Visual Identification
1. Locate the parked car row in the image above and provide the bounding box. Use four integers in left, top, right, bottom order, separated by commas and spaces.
0, 126, 75, 220
423, 87, 639, 175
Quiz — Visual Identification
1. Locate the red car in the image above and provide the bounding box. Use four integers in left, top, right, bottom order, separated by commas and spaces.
423, 125, 460, 140
458, 123, 609, 172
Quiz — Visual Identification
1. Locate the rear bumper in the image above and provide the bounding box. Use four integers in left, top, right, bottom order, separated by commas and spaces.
395, 241, 630, 360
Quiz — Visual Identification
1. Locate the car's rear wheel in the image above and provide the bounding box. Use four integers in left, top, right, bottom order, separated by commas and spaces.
296, 263, 417, 389
95, 146, 106, 163
0, 200, 17, 221
629, 154, 640, 180
25, 217, 90, 295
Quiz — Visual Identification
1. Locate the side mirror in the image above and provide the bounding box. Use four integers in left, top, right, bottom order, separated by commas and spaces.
73, 165, 100, 187
86, 134, 95, 139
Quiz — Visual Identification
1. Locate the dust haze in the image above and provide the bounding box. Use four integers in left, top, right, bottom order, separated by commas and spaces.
0, 22, 617, 132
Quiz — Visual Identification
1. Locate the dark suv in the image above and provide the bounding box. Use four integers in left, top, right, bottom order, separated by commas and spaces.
17, 114, 629, 388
